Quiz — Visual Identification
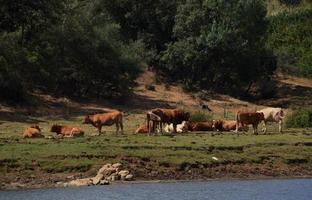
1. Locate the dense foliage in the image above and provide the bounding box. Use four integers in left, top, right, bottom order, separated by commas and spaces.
0, 0, 141, 102
159, 0, 276, 93
4, 0, 305, 103
267, 9, 312, 77
286, 107, 312, 128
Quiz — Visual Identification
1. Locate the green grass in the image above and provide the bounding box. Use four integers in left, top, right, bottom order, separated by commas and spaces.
0, 113, 312, 180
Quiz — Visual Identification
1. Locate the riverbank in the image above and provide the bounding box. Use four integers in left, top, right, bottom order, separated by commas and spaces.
1, 132, 312, 190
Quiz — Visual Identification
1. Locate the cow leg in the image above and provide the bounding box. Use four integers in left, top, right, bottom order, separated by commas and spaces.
279, 120, 282, 133
173, 123, 177, 134
160, 122, 163, 135
252, 124, 256, 135
97, 125, 102, 135
235, 121, 239, 133
254, 124, 258, 135
263, 121, 267, 134
116, 123, 119, 135
120, 121, 124, 135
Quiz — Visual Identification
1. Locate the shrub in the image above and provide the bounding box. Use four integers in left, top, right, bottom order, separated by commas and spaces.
190, 111, 212, 122
286, 107, 312, 128
267, 10, 312, 77
159, 0, 276, 93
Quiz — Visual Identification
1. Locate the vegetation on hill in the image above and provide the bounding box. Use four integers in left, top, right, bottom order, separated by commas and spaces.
0, 0, 278, 103
266, 0, 312, 77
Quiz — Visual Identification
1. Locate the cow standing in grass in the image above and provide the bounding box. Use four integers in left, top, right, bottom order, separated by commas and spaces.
257, 107, 285, 133
146, 111, 162, 135
148, 108, 190, 134
83, 111, 123, 135
235, 111, 264, 134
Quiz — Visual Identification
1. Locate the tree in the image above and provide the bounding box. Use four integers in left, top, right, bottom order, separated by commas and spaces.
160, 0, 276, 94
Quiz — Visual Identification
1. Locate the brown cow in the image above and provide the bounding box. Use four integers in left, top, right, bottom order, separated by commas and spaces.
50, 124, 84, 137
146, 111, 162, 135
135, 124, 149, 134
188, 121, 214, 131
235, 111, 264, 134
83, 111, 123, 135
148, 108, 190, 134
212, 120, 248, 132
23, 124, 43, 138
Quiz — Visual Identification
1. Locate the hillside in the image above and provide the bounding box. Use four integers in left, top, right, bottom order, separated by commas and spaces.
266, 0, 312, 77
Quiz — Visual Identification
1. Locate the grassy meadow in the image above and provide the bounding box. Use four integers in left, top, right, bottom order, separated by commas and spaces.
1, 113, 312, 186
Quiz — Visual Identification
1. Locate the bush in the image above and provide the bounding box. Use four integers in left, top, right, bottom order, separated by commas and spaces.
190, 111, 212, 122
159, 0, 276, 93
286, 107, 312, 128
267, 10, 312, 77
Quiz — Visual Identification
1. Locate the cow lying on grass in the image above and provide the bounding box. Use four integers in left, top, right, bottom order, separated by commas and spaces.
135, 124, 149, 134
257, 107, 284, 133
164, 121, 189, 133
148, 108, 190, 134
23, 125, 44, 138
187, 121, 214, 132
50, 124, 84, 137
235, 111, 264, 134
212, 120, 248, 132
83, 111, 123, 135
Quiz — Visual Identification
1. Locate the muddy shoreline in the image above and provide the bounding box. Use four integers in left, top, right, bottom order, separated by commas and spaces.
2, 163, 312, 191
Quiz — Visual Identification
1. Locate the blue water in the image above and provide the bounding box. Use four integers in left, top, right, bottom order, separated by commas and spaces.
0, 179, 311, 200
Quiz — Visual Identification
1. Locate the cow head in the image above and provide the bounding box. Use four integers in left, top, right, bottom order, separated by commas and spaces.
257, 112, 265, 121
212, 120, 223, 131
180, 121, 190, 132
50, 124, 61, 134
83, 115, 92, 124
184, 112, 191, 121
30, 124, 41, 131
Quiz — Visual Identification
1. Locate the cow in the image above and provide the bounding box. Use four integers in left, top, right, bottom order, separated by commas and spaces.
164, 121, 189, 133
187, 121, 214, 132
147, 108, 190, 134
83, 111, 123, 135
212, 120, 248, 132
146, 111, 162, 135
257, 107, 284, 133
23, 124, 44, 138
135, 124, 149, 134
235, 111, 265, 134
50, 124, 84, 137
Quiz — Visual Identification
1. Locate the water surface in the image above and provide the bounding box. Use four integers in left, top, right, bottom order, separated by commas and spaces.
0, 178, 311, 200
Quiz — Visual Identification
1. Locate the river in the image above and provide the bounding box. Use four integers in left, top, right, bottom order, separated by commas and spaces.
0, 178, 311, 200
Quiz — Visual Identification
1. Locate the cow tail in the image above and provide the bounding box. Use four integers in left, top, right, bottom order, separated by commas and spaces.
146, 113, 150, 132
235, 112, 239, 132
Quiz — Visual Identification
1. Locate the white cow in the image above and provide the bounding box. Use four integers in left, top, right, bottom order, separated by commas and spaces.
257, 107, 285, 133
164, 121, 189, 133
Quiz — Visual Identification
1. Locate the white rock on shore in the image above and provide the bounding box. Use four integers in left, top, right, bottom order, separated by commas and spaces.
64, 163, 134, 187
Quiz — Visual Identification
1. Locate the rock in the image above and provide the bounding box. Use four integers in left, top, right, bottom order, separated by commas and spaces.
112, 163, 122, 169
98, 164, 112, 174
67, 178, 92, 187
98, 164, 117, 176
99, 180, 110, 185
10, 182, 26, 189
107, 172, 119, 182
66, 175, 75, 179
125, 174, 134, 181
118, 170, 130, 176
92, 173, 104, 185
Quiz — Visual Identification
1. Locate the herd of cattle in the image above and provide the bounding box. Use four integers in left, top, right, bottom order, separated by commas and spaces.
22, 107, 285, 138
